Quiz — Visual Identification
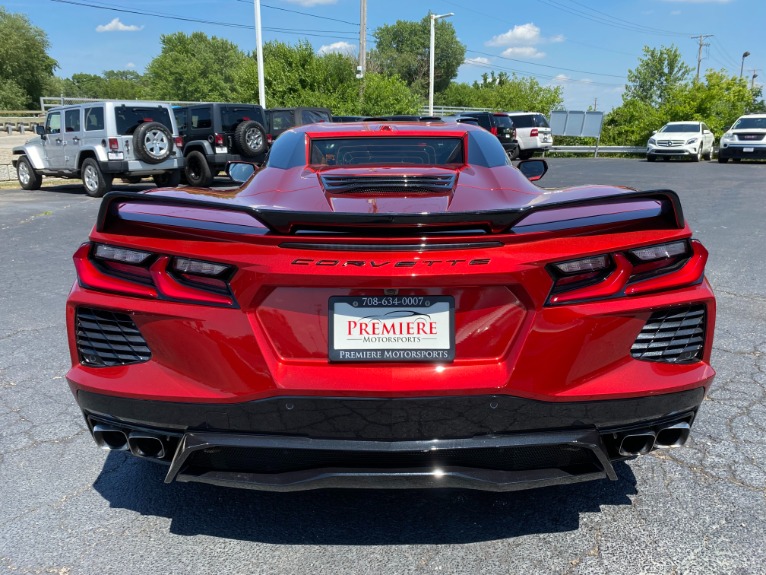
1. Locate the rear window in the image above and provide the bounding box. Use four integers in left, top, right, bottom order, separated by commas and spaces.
510, 114, 549, 128
221, 107, 264, 132
309, 137, 464, 166
301, 109, 331, 124
270, 110, 295, 132
115, 106, 173, 135
494, 115, 513, 129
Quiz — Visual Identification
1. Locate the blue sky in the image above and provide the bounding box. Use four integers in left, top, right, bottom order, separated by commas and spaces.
7, 0, 763, 112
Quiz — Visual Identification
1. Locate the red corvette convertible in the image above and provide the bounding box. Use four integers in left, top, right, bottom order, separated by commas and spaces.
66, 121, 715, 491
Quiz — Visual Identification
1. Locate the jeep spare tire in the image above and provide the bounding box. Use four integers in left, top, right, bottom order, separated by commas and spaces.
133, 122, 173, 164
234, 121, 266, 157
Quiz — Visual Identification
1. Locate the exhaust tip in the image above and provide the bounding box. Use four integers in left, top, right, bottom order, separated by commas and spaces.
655, 422, 691, 448
92, 425, 129, 451
619, 432, 656, 456
128, 433, 166, 459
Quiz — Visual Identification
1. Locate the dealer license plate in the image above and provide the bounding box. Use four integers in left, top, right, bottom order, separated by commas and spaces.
329, 296, 454, 362
743, 147, 754, 153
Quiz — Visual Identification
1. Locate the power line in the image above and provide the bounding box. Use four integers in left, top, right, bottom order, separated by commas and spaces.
49, 0, 358, 41
466, 49, 627, 80
233, 0, 359, 27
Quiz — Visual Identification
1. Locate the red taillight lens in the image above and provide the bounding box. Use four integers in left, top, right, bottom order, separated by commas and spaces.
108, 138, 119, 150
174, 136, 184, 148
547, 240, 705, 305
267, 134, 273, 144
75, 243, 237, 307
214, 133, 225, 146
530, 128, 539, 137
490, 126, 498, 135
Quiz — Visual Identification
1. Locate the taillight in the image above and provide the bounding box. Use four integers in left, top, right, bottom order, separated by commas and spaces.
267, 134, 273, 144
214, 133, 225, 146
547, 240, 706, 305
108, 138, 119, 150
74, 243, 237, 307
530, 128, 539, 137
490, 126, 498, 135
174, 136, 184, 148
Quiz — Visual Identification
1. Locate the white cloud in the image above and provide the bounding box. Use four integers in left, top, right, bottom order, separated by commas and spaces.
501, 46, 546, 59
550, 34, 565, 43
96, 18, 143, 32
126, 62, 136, 69
317, 41, 355, 55
553, 74, 569, 83
464, 57, 490, 66
487, 23, 541, 47
284, 0, 337, 6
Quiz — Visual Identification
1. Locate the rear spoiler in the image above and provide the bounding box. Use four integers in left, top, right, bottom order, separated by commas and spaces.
96, 189, 684, 236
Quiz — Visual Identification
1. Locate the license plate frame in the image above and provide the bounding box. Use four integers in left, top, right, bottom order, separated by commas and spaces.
329, 295, 455, 362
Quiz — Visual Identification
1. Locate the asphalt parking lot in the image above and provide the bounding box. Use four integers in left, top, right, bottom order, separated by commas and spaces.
1, 158, 764, 575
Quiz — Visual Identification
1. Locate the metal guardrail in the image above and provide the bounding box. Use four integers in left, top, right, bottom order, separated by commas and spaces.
548, 145, 645, 157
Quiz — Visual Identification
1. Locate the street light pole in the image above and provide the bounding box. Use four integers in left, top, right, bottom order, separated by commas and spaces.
254, 0, 266, 107
740, 51, 750, 78
428, 12, 454, 116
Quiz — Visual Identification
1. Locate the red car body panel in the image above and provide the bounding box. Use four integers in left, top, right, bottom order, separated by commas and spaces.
65, 122, 715, 492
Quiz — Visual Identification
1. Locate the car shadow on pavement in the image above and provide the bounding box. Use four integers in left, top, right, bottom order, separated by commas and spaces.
94, 452, 637, 544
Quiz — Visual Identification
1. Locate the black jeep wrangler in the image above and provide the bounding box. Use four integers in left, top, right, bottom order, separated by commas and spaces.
173, 103, 268, 187
266, 107, 333, 145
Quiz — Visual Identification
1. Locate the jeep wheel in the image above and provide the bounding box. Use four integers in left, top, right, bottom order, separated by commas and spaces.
81, 158, 113, 197
133, 122, 173, 164
153, 170, 182, 188
17, 156, 42, 190
184, 151, 214, 187
234, 121, 267, 157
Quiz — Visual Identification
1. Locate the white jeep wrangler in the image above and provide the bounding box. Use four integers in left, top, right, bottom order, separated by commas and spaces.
13, 101, 184, 197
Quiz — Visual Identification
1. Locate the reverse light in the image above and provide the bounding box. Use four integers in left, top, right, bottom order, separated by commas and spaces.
629, 241, 687, 261
173, 257, 229, 276
94, 244, 152, 264
553, 255, 609, 275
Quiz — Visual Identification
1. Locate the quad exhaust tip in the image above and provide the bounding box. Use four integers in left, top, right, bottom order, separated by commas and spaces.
92, 425, 129, 451
127, 433, 166, 459
655, 422, 690, 448
618, 432, 656, 456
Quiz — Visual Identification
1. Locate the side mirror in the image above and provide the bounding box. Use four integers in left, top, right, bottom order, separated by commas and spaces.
517, 159, 548, 182
36, 125, 46, 138
226, 161, 257, 183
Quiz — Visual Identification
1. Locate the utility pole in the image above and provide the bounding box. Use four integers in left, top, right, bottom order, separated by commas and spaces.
691, 34, 713, 82
358, 0, 366, 77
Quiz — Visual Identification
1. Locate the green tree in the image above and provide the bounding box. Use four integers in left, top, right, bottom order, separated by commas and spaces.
233, 41, 420, 114
0, 8, 58, 108
435, 74, 564, 115
371, 15, 465, 97
143, 32, 249, 101
624, 45, 692, 107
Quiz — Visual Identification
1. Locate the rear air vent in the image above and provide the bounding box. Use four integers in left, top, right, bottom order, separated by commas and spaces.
320, 174, 456, 194
631, 305, 706, 363
76, 307, 151, 367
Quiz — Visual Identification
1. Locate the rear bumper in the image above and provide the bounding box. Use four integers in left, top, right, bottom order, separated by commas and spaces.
99, 157, 183, 175
77, 388, 704, 491
718, 144, 766, 160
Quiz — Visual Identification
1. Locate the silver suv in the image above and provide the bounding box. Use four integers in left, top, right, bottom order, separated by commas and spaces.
13, 101, 184, 197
